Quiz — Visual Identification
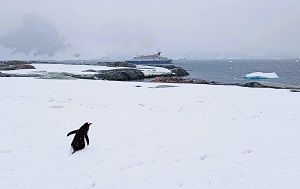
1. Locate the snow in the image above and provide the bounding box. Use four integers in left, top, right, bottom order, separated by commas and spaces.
1, 63, 115, 75
1, 76, 300, 189
136, 65, 172, 76
243, 72, 279, 79
1, 64, 171, 77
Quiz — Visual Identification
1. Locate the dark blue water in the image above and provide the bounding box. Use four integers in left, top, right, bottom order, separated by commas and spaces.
174, 59, 300, 86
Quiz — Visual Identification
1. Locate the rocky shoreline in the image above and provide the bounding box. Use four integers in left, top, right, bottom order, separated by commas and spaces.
0, 60, 189, 81
1, 60, 299, 90
0, 60, 35, 70
152, 76, 300, 90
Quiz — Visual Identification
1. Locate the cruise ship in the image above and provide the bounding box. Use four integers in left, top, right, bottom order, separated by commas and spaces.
125, 51, 172, 65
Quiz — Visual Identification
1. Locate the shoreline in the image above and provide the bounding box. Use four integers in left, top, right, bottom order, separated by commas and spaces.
1, 60, 299, 90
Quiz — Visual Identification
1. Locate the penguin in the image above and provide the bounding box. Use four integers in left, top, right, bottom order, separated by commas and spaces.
67, 122, 92, 154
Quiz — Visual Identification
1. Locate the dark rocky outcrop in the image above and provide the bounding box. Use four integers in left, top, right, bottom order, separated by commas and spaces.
96, 69, 144, 81
95, 62, 189, 77
243, 82, 265, 88
97, 62, 136, 68
152, 76, 218, 85
245, 81, 300, 90
169, 67, 190, 77
0, 72, 9, 77
0, 60, 35, 70
152, 76, 300, 90
151, 65, 189, 77
76, 69, 144, 81
290, 89, 300, 92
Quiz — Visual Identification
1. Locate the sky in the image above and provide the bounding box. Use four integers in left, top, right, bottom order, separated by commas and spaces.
1, 0, 300, 60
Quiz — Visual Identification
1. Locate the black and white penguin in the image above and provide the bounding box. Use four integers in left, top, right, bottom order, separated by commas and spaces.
67, 122, 92, 154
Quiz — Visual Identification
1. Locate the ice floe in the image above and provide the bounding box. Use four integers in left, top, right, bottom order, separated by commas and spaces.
243, 72, 279, 79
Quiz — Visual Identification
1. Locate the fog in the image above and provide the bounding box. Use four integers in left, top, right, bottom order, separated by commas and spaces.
1, 0, 300, 60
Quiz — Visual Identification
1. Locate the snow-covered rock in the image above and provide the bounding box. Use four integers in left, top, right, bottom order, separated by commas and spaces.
136, 65, 172, 77
0, 63, 173, 81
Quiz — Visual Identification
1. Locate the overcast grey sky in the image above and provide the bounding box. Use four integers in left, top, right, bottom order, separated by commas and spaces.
1, 0, 300, 60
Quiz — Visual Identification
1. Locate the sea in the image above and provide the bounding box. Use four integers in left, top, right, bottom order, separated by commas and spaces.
173, 59, 300, 86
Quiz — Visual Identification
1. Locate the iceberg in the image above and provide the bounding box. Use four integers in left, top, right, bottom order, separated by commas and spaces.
243, 72, 279, 79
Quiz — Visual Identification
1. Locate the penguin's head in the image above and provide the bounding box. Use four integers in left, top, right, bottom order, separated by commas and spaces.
81, 122, 92, 131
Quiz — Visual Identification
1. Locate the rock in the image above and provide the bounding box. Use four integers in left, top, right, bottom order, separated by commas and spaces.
152, 77, 184, 83
0, 60, 35, 70
0, 72, 9, 77
169, 67, 190, 77
152, 77, 300, 90
97, 69, 144, 81
38, 72, 76, 80
97, 62, 136, 68
149, 65, 189, 77
0, 71, 41, 78
243, 82, 265, 88
243, 81, 300, 89
74, 69, 144, 81
72, 74, 101, 80
82, 69, 97, 72
256, 81, 300, 89
149, 85, 178, 88
290, 89, 300, 92
152, 76, 210, 84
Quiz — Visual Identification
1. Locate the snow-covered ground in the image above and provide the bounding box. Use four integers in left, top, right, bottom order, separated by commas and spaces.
1, 64, 112, 75
1, 63, 171, 77
1, 77, 299, 189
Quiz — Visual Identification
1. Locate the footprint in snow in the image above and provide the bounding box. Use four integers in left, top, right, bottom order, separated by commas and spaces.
174, 158, 182, 162
136, 161, 144, 166
88, 181, 96, 189
118, 163, 135, 170
97, 160, 103, 164
0, 150, 12, 153
198, 154, 212, 160
243, 150, 253, 154
118, 166, 127, 170
50, 105, 64, 108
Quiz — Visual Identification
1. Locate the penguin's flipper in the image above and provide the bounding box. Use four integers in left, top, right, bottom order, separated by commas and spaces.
67, 130, 77, 137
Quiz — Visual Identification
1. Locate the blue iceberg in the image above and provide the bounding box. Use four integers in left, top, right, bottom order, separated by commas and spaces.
243, 72, 279, 79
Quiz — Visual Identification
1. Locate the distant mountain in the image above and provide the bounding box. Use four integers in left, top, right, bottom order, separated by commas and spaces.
175, 55, 193, 61
99, 54, 131, 62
